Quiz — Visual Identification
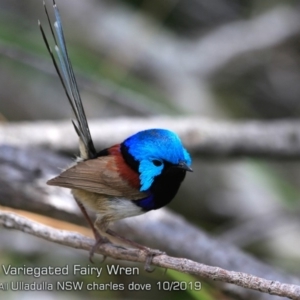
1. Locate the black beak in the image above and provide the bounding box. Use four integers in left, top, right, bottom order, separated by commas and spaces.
177, 161, 193, 172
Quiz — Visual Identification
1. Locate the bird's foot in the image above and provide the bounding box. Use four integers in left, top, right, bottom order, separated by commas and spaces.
89, 233, 110, 264
143, 248, 165, 272
105, 229, 164, 271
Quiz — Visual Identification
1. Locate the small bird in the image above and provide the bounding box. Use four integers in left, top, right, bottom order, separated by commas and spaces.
39, 1, 192, 265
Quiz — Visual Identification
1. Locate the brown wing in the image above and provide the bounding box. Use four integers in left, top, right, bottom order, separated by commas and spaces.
47, 156, 145, 200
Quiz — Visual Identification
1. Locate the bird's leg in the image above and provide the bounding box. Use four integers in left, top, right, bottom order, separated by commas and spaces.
74, 198, 109, 262
106, 229, 149, 250
75, 198, 98, 239
106, 229, 164, 272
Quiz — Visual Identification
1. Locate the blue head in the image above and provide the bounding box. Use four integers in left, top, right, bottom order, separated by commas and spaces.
123, 129, 192, 191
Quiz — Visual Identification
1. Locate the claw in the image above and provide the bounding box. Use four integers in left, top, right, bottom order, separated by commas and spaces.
144, 254, 156, 272
89, 235, 110, 263
143, 249, 165, 272
89, 252, 107, 264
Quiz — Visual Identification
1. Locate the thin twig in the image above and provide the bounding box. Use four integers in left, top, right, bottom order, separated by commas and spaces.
0, 211, 300, 299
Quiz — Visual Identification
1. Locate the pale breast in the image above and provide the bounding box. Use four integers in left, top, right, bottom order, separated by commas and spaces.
72, 188, 144, 223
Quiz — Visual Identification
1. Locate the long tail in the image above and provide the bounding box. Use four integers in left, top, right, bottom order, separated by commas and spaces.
38, 0, 96, 159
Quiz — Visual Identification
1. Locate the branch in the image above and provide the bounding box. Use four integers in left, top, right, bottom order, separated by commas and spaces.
0, 211, 300, 299
2, 118, 300, 159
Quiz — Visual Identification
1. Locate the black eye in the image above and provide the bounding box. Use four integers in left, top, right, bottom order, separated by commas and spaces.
152, 160, 162, 166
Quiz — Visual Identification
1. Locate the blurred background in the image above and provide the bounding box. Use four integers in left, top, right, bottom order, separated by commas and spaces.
1, 0, 300, 299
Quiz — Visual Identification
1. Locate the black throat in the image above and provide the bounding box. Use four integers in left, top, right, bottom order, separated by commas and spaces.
149, 163, 186, 209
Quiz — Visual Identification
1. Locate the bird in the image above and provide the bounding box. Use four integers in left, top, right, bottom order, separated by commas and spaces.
39, 0, 192, 266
